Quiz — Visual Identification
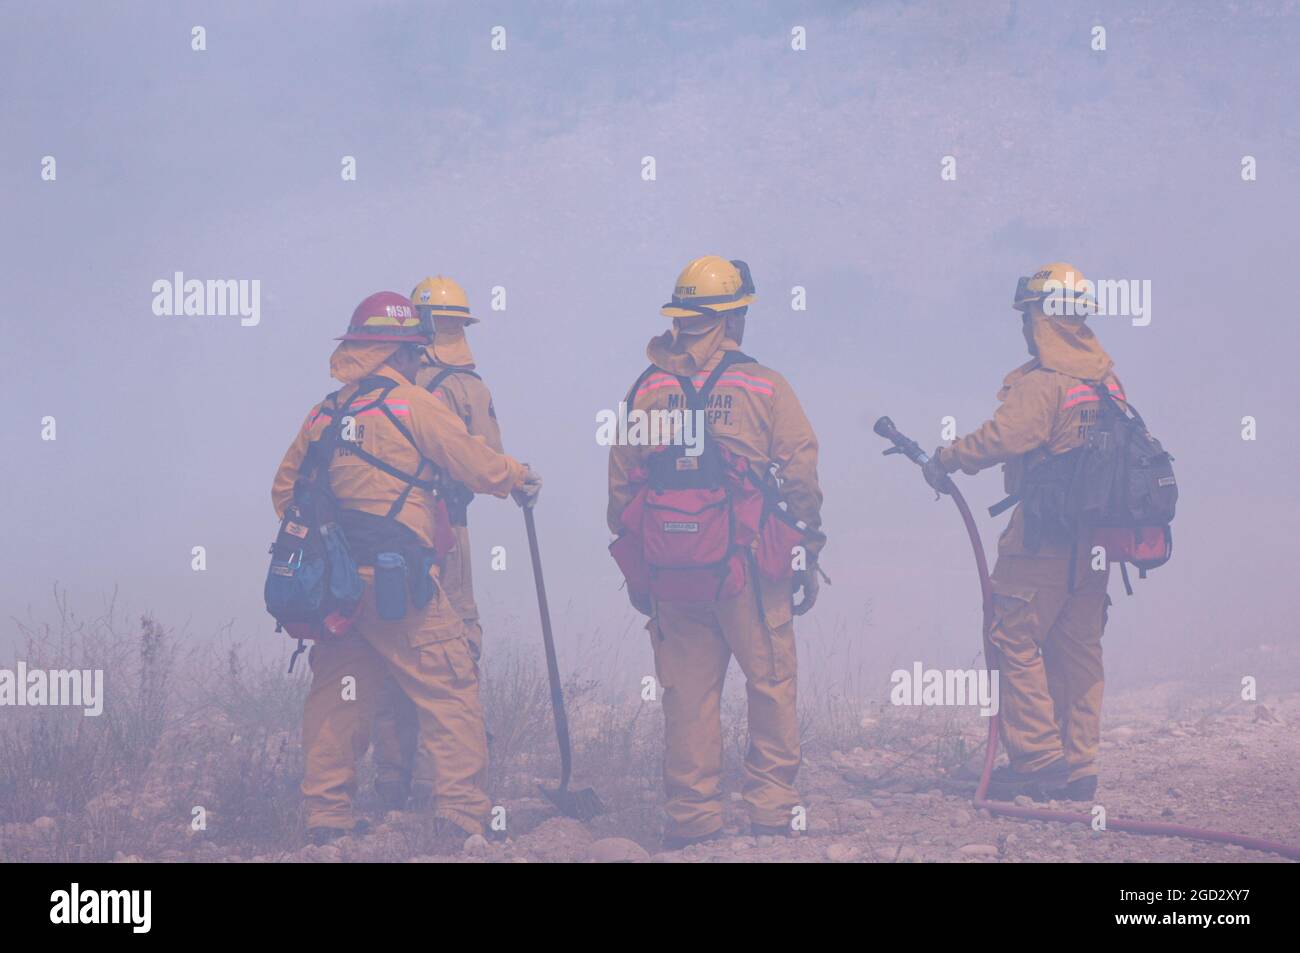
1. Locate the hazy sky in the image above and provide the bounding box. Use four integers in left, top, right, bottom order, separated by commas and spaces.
3, 1, 1298, 693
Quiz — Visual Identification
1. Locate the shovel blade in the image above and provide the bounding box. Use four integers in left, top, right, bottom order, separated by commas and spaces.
539, 782, 605, 821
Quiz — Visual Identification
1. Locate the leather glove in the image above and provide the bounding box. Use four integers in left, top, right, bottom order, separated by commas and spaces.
792, 568, 820, 616
922, 448, 954, 496
511, 464, 543, 508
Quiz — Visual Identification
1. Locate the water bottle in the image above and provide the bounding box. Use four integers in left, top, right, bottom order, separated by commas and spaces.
375, 552, 408, 621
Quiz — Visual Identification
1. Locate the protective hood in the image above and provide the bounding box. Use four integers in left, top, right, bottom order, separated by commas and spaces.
646, 314, 732, 376
1029, 313, 1112, 380
329, 341, 401, 384
427, 325, 476, 368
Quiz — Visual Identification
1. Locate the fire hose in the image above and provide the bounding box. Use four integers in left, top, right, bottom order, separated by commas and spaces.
874, 416, 1300, 861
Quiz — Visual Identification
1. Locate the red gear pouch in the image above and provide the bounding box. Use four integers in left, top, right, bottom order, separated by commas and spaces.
610, 499, 747, 604
642, 488, 730, 569
755, 508, 807, 582
640, 486, 747, 601
608, 481, 750, 603
283, 594, 363, 642
1091, 525, 1171, 570
610, 530, 650, 602
649, 551, 747, 603
726, 469, 764, 547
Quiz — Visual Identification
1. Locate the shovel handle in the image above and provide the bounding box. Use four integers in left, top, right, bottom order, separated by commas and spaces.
523, 506, 574, 791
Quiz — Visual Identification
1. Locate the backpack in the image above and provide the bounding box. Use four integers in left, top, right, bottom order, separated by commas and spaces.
990, 380, 1177, 594
265, 375, 454, 669
609, 351, 808, 604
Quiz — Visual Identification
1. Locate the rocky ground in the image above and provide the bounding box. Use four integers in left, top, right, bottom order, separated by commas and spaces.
5, 680, 1294, 864
321, 687, 1297, 864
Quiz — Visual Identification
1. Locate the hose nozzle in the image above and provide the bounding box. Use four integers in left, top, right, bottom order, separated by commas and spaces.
874, 415, 929, 465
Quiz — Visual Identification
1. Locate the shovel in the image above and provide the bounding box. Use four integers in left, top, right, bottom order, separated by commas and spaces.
522, 505, 605, 820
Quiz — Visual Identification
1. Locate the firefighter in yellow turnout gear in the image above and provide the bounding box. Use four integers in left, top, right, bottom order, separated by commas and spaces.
371, 277, 508, 810
923, 263, 1121, 802
272, 292, 541, 846
607, 257, 825, 848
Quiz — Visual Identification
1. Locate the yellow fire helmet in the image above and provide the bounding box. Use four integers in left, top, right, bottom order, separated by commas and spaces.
660, 256, 756, 319
1013, 261, 1097, 316
410, 275, 478, 325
